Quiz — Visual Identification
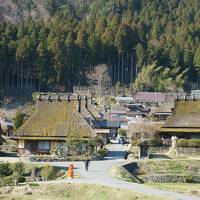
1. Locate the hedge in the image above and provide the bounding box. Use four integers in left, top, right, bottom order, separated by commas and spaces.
177, 139, 200, 148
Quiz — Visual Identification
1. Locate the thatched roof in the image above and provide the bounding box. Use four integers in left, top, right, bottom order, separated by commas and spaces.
153, 103, 174, 114
13, 100, 93, 139
110, 104, 127, 115
159, 100, 200, 133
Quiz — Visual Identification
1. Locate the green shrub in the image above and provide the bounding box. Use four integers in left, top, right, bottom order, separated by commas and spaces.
177, 139, 188, 147
40, 165, 56, 180
148, 134, 163, 147
0, 175, 16, 186
185, 174, 200, 183
0, 163, 13, 177
88, 137, 103, 154
12, 171, 26, 185
0, 162, 28, 187
177, 139, 200, 148
97, 148, 108, 157
13, 162, 25, 175
14, 111, 26, 130
132, 139, 140, 146
118, 129, 127, 137
32, 92, 38, 103
56, 170, 66, 178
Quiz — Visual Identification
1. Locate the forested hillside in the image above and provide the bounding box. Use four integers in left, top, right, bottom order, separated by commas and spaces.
1, 0, 200, 96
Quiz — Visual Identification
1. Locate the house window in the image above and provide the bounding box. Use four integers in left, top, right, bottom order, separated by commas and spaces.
57, 142, 65, 148
38, 141, 50, 152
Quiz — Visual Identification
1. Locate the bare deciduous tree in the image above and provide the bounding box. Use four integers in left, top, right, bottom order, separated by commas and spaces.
87, 64, 111, 99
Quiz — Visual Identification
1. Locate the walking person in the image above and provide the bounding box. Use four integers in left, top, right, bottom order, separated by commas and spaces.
121, 137, 125, 145
84, 157, 90, 172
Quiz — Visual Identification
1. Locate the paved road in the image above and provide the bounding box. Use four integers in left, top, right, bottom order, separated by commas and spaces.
45, 144, 200, 200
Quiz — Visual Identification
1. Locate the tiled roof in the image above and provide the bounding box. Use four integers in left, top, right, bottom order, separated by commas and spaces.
133, 92, 165, 103
93, 120, 120, 128
111, 104, 127, 112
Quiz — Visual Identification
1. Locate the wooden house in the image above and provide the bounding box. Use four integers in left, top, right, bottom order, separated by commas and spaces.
152, 103, 174, 121
11, 93, 95, 155
159, 97, 200, 139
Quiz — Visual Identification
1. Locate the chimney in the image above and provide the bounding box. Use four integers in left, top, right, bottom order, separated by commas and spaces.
67, 93, 70, 102
85, 96, 88, 109
78, 95, 81, 113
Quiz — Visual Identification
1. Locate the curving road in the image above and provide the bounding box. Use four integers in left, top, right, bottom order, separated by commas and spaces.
45, 144, 200, 200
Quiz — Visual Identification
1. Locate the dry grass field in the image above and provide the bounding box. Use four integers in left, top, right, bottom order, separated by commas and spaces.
0, 183, 170, 200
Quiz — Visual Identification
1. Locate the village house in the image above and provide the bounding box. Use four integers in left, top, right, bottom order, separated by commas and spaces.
115, 96, 134, 105
104, 101, 150, 130
92, 120, 120, 143
133, 92, 165, 105
152, 103, 174, 121
11, 93, 103, 155
159, 94, 200, 139
133, 92, 174, 106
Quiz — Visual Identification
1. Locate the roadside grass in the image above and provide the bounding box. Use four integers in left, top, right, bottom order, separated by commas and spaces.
111, 159, 200, 184
147, 183, 200, 197
0, 183, 170, 200
137, 159, 200, 175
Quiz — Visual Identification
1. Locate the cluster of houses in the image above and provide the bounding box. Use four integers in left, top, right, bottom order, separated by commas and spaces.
0, 90, 200, 156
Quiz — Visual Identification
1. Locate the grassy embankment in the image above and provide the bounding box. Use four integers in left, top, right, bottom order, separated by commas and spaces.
147, 183, 200, 197
0, 183, 170, 200
111, 159, 200, 197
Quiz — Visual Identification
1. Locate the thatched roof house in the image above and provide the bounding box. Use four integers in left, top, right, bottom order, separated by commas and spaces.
152, 103, 174, 121
159, 98, 200, 139
11, 93, 95, 155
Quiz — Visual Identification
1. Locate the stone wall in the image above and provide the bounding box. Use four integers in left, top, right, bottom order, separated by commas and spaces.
177, 147, 200, 155
149, 147, 200, 156
148, 147, 170, 154
120, 161, 200, 183
143, 174, 200, 183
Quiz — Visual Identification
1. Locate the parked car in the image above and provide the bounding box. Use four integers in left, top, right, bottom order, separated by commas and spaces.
117, 136, 129, 144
